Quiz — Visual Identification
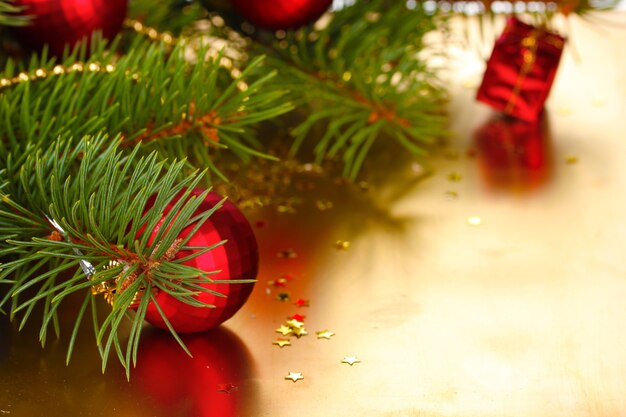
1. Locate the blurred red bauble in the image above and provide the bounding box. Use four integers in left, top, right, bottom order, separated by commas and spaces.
143, 189, 258, 333
230, 0, 332, 30
135, 327, 256, 417
11, 0, 127, 56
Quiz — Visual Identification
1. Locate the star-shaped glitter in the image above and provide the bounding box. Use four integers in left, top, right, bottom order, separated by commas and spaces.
217, 383, 238, 394
341, 356, 361, 366
276, 292, 290, 302
277, 249, 297, 259
335, 240, 350, 250
286, 319, 304, 329
268, 277, 288, 287
288, 314, 306, 322
272, 338, 291, 348
316, 330, 335, 340
275, 325, 293, 336
285, 372, 304, 382
291, 326, 308, 338
293, 298, 309, 308
447, 172, 462, 182
467, 216, 482, 226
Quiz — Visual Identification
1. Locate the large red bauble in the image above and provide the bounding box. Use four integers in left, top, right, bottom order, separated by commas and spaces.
11, 0, 127, 56
230, 0, 332, 30
143, 189, 258, 333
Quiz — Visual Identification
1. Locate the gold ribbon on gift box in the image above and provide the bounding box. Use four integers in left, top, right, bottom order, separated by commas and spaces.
504, 24, 565, 115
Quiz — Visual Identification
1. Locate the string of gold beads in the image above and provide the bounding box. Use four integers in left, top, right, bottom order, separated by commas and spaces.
0, 62, 117, 92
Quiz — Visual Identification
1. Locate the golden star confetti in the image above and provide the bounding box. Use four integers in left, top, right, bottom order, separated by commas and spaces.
358, 181, 370, 192
447, 172, 462, 182
217, 383, 238, 394
444, 149, 460, 160
275, 325, 293, 336
461, 78, 479, 89
591, 95, 606, 107
341, 356, 361, 366
273, 338, 291, 348
277, 203, 296, 214
444, 191, 458, 200
467, 216, 482, 226
565, 155, 579, 165
556, 106, 572, 116
277, 249, 297, 259
316, 330, 335, 340
298, 163, 323, 174
276, 292, 290, 302
294, 298, 309, 308
335, 240, 350, 250
292, 327, 308, 338
285, 372, 304, 382
411, 162, 425, 175
286, 319, 304, 329
316, 200, 334, 211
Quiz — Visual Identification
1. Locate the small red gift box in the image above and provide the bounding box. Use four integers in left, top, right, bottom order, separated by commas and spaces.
476, 17, 565, 123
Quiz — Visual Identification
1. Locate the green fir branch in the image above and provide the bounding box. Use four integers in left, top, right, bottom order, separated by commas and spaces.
263, 0, 448, 179
0, 37, 293, 180
0, 0, 30, 27
0, 135, 252, 376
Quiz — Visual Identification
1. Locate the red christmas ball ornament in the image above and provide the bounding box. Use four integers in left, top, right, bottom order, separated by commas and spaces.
142, 189, 258, 333
230, 0, 332, 30
11, 0, 128, 56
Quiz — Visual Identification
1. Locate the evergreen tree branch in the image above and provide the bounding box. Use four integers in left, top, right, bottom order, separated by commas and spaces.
0, 0, 30, 27
0, 135, 251, 376
0, 36, 293, 181
261, 0, 448, 179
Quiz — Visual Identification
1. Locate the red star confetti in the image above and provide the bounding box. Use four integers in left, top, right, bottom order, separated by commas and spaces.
285, 372, 304, 382
217, 383, 238, 394
282, 273, 295, 281
294, 298, 309, 308
288, 314, 306, 322
273, 338, 291, 348
254, 220, 267, 228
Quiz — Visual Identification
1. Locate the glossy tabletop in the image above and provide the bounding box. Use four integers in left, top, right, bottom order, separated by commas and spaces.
1, 13, 626, 417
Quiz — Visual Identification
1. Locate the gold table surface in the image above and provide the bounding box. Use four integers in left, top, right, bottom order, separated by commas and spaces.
2, 15, 626, 417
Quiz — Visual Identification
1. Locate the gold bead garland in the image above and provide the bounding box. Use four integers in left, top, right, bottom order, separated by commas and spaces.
0, 17, 248, 92
0, 61, 117, 92
124, 17, 248, 89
